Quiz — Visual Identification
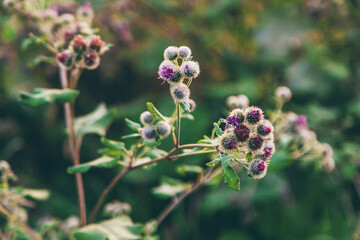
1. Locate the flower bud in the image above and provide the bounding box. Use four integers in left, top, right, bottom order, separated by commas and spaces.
275, 86, 292, 102
171, 83, 190, 103
180, 61, 200, 79
257, 119, 274, 137
245, 106, 263, 125
156, 121, 171, 137
218, 133, 238, 153
187, 99, 196, 112
158, 60, 182, 85
83, 52, 100, 70
248, 158, 268, 179
89, 35, 105, 53
140, 111, 154, 125
234, 124, 250, 142
72, 35, 87, 53
141, 125, 157, 141
178, 46, 191, 59
163, 46, 178, 61
57, 50, 75, 68
247, 135, 265, 154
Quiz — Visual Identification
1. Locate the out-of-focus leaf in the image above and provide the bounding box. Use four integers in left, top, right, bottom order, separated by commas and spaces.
146, 102, 168, 122
144, 148, 168, 159
75, 104, 116, 137
125, 118, 141, 131
19, 88, 79, 107
206, 155, 221, 167
67, 156, 120, 174
22, 189, 50, 200
73, 215, 141, 240
29, 55, 56, 67
101, 138, 125, 151
213, 122, 223, 136
122, 133, 141, 139
152, 177, 190, 198
220, 154, 240, 192
177, 165, 203, 176
180, 101, 190, 113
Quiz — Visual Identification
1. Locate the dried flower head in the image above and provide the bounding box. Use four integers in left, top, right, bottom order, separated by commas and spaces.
140, 111, 154, 125
171, 83, 190, 103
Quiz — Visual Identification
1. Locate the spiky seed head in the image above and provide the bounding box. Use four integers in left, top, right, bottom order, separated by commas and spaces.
83, 52, 100, 70
257, 119, 274, 136
140, 111, 154, 125
178, 46, 191, 59
158, 60, 182, 85
180, 61, 200, 79
275, 86, 292, 102
141, 125, 157, 141
187, 99, 196, 112
171, 83, 190, 102
218, 133, 238, 153
247, 135, 265, 154
57, 50, 75, 68
245, 106, 263, 125
156, 121, 171, 137
248, 158, 268, 179
234, 124, 250, 142
164, 46, 178, 61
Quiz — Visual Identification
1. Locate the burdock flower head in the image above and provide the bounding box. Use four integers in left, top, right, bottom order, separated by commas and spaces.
218, 133, 238, 153
163, 46, 178, 61
180, 61, 200, 79
158, 60, 182, 85
141, 125, 157, 142
178, 46, 191, 59
234, 124, 250, 142
275, 86, 292, 102
226, 95, 249, 109
57, 50, 75, 68
257, 120, 274, 137
83, 52, 100, 70
247, 134, 265, 154
156, 121, 171, 138
171, 83, 190, 103
245, 106, 263, 125
140, 111, 154, 125
248, 158, 268, 179
226, 109, 245, 129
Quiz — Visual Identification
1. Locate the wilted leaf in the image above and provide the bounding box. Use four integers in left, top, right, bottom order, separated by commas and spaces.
67, 156, 120, 174
19, 88, 79, 107
75, 104, 116, 137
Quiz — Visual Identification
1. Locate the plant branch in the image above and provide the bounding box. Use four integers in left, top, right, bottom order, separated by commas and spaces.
0, 203, 41, 240
176, 103, 180, 147
59, 66, 87, 226
89, 143, 217, 223
156, 167, 221, 225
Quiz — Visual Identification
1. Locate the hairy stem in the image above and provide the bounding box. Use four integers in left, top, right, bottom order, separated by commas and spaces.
156, 167, 221, 225
89, 143, 217, 223
0, 203, 41, 240
60, 66, 87, 226
176, 103, 180, 147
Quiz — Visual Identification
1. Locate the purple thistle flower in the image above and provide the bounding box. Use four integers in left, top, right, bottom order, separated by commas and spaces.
234, 124, 250, 142
246, 108, 263, 124
219, 133, 238, 153
158, 61, 182, 85
158, 66, 176, 85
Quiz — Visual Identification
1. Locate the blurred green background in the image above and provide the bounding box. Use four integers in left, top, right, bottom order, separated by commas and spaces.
1, 0, 360, 239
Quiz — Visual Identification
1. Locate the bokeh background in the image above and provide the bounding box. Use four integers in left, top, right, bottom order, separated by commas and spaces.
1, 0, 360, 239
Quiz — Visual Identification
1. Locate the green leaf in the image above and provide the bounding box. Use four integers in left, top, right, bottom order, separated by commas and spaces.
245, 153, 253, 162
29, 55, 56, 67
67, 156, 120, 174
19, 88, 79, 107
122, 133, 141, 139
21, 35, 42, 50
144, 148, 168, 159
146, 102, 168, 122
177, 165, 203, 176
152, 177, 190, 199
125, 118, 141, 131
181, 113, 194, 121
75, 104, 116, 137
73, 216, 141, 240
101, 138, 125, 151
180, 101, 190, 113
213, 122, 223, 136
206, 156, 221, 167
220, 154, 240, 192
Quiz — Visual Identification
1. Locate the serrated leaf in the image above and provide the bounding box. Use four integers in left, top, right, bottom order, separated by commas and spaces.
180, 101, 190, 113
177, 165, 203, 176
75, 104, 116, 137
146, 102, 168, 122
206, 156, 221, 167
220, 154, 240, 192
213, 122, 223, 136
67, 156, 120, 174
73, 216, 141, 240
125, 118, 141, 131
19, 88, 79, 107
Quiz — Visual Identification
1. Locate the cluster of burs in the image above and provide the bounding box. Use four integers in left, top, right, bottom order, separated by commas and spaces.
3, 0, 109, 70
218, 104, 275, 180
158, 46, 199, 107
139, 111, 172, 142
